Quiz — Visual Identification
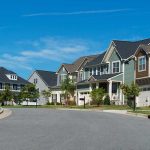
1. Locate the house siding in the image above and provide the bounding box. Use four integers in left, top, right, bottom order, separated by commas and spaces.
57, 67, 68, 85
108, 50, 122, 74
28, 72, 49, 105
111, 74, 123, 81
135, 50, 149, 78
124, 59, 135, 85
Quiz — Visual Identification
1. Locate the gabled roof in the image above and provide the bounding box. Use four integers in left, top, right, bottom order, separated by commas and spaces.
113, 38, 150, 59
36, 70, 57, 87
77, 73, 122, 84
35, 70, 57, 87
135, 44, 150, 54
57, 54, 98, 74
92, 73, 122, 80
0, 67, 29, 84
85, 52, 106, 67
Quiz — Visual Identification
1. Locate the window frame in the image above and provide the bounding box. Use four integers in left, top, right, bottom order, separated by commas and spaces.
138, 56, 146, 72
112, 61, 120, 73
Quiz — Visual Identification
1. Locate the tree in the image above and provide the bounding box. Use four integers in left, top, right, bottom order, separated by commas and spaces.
104, 95, 110, 105
61, 76, 75, 105
42, 89, 51, 104
120, 82, 140, 111
20, 84, 39, 105
90, 88, 105, 106
0, 86, 13, 106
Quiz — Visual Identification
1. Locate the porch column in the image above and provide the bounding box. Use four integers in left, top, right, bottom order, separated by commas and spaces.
96, 82, 99, 89
89, 83, 92, 92
108, 81, 112, 100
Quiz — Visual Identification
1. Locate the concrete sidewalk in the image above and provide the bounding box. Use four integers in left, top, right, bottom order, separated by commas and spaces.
0, 108, 12, 120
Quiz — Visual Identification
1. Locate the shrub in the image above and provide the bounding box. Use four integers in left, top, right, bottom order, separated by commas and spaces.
56, 102, 62, 105
50, 102, 55, 105
46, 101, 51, 105
104, 95, 110, 105
68, 100, 76, 106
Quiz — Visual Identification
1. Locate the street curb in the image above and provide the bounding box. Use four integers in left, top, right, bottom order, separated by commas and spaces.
0, 109, 12, 120
56, 108, 149, 119
0, 107, 4, 114
126, 112, 148, 119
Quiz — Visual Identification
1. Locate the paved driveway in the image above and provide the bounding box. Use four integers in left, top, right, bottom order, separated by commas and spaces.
0, 108, 150, 150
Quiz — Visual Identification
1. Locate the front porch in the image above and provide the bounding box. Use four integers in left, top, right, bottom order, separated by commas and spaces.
90, 81, 122, 105
76, 73, 124, 105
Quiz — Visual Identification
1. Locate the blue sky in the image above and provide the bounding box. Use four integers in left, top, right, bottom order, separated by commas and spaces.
0, 0, 150, 79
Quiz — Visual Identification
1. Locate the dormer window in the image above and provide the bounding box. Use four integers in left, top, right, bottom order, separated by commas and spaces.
6, 74, 18, 80
138, 56, 146, 72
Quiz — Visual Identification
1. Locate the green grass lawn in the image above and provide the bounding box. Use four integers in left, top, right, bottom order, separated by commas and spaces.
2, 104, 132, 110
2, 104, 150, 112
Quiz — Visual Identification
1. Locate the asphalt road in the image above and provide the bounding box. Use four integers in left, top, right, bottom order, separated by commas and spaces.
0, 108, 150, 150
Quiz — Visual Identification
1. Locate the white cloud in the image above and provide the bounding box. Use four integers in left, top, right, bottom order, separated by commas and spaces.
23, 9, 132, 17
0, 37, 99, 73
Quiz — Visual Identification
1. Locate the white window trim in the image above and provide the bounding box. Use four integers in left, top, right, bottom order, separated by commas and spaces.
112, 61, 120, 73
138, 56, 146, 72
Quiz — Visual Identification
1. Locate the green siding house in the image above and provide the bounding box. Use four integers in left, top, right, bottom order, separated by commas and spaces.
76, 38, 150, 106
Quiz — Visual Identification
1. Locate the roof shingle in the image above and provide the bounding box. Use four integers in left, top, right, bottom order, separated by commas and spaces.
36, 70, 57, 87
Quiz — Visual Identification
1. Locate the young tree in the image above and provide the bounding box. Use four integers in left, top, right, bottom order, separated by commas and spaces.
42, 89, 51, 104
120, 82, 140, 111
20, 84, 39, 105
0, 85, 13, 106
61, 76, 75, 105
90, 88, 105, 106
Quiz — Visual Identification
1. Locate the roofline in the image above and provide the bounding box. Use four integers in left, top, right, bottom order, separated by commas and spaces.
107, 72, 123, 81
56, 64, 70, 74
76, 57, 87, 72
134, 44, 149, 57
87, 75, 97, 81
28, 70, 49, 88
102, 41, 122, 63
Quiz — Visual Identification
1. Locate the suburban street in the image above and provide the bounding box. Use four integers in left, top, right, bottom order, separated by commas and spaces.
0, 108, 150, 150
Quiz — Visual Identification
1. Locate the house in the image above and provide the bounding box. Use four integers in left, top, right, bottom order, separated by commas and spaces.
0, 67, 28, 104
76, 38, 150, 106
28, 70, 57, 105
135, 44, 150, 106
51, 55, 98, 104
0, 67, 28, 91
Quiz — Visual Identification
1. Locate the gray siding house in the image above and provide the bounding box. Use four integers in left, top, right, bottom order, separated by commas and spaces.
51, 55, 98, 104
0, 67, 28, 92
28, 70, 57, 105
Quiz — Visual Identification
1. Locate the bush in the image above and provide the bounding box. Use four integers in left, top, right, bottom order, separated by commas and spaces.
67, 100, 76, 106
56, 102, 62, 105
46, 101, 51, 105
104, 95, 110, 105
50, 102, 55, 105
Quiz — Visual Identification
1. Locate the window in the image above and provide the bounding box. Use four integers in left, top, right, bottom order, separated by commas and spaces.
13, 84, 18, 90
112, 61, 120, 73
59, 74, 67, 84
79, 72, 83, 81
112, 83, 118, 93
34, 78, 38, 84
52, 94, 57, 103
138, 56, 146, 72
101, 66, 104, 75
93, 68, 96, 75
97, 67, 100, 75
89, 68, 92, 76
0, 83, 3, 89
